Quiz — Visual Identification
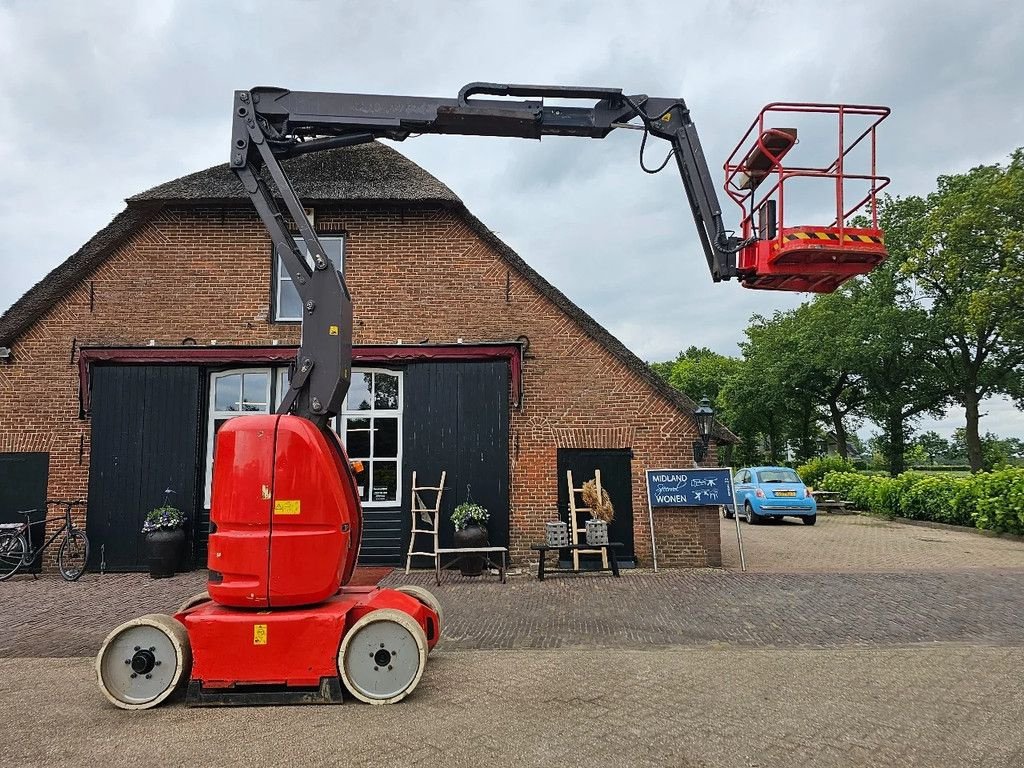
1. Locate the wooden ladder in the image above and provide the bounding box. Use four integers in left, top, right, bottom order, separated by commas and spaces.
567, 469, 609, 571
404, 470, 447, 573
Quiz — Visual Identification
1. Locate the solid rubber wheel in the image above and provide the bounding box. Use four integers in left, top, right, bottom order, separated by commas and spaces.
96, 614, 191, 710
803, 515, 817, 526
0, 533, 27, 581
175, 591, 212, 615
393, 585, 444, 644
338, 608, 427, 705
58, 529, 89, 582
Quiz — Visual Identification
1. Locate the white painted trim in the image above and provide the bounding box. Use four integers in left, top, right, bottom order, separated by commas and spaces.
341, 368, 404, 508
204, 368, 272, 507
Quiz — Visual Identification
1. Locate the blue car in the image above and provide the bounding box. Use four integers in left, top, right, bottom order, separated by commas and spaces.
727, 466, 817, 525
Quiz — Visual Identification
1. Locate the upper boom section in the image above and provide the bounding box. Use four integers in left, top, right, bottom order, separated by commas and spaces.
229, 83, 740, 426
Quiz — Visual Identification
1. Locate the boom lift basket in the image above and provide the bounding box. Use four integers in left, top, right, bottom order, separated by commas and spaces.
724, 103, 890, 293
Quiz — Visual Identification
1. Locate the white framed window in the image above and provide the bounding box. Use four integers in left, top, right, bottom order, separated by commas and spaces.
274, 236, 345, 321
204, 369, 272, 507
341, 369, 403, 507
274, 366, 403, 507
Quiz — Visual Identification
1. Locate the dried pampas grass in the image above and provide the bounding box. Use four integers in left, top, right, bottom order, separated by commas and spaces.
582, 479, 614, 522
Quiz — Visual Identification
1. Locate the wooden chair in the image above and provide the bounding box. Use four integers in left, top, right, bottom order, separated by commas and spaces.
567, 469, 609, 572
404, 471, 446, 573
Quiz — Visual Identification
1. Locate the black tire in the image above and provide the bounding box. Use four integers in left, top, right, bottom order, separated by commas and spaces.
744, 502, 759, 525
802, 515, 817, 526
0, 533, 27, 581
723, 506, 735, 520
58, 529, 89, 582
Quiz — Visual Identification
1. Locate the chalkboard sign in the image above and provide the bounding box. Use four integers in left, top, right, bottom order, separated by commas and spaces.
645, 468, 734, 508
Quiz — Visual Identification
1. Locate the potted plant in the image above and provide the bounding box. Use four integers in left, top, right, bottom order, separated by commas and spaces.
142, 504, 187, 579
451, 501, 489, 576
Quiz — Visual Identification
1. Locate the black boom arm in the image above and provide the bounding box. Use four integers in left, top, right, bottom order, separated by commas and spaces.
230, 83, 740, 427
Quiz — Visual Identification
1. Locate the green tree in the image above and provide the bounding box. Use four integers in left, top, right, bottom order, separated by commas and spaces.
844, 259, 948, 475
894, 149, 1024, 471
653, 346, 743, 407
914, 430, 952, 465
950, 429, 1024, 470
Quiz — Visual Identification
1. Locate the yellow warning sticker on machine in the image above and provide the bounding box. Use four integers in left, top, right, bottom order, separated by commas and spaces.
274, 499, 301, 516
253, 624, 267, 645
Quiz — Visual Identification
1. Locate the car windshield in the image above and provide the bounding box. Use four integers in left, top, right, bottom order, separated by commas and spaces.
758, 469, 801, 484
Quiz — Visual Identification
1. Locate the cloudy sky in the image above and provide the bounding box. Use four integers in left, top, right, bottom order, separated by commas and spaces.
1, 0, 1022, 441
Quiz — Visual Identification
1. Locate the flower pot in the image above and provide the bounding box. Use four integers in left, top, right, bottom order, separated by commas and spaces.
452, 525, 488, 576
146, 528, 186, 579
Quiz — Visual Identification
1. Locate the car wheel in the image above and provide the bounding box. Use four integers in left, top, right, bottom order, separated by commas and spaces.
744, 502, 758, 525
723, 506, 735, 520
803, 515, 817, 526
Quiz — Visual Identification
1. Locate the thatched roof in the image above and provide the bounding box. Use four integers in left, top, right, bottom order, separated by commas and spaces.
128, 142, 461, 205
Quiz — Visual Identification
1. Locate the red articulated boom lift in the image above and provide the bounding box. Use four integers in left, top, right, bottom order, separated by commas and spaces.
95, 83, 889, 709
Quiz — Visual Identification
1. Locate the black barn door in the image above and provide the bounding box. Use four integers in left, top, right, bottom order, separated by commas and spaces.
87, 366, 202, 571
557, 448, 635, 566
0, 452, 49, 573
401, 360, 510, 567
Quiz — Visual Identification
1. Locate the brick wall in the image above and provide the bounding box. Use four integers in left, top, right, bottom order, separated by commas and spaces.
651, 507, 723, 568
0, 202, 719, 568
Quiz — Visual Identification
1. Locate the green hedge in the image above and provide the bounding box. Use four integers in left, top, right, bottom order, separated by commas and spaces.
819, 468, 1024, 534
796, 455, 857, 487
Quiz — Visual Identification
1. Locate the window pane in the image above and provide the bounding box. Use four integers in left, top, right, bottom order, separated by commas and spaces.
371, 461, 398, 503
322, 237, 343, 271
374, 373, 399, 410
292, 237, 343, 272
347, 373, 373, 411
215, 374, 241, 412
277, 272, 302, 320
346, 417, 371, 457
242, 372, 269, 412
373, 418, 398, 458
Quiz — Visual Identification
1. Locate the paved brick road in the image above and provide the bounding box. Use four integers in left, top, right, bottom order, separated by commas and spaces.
720, 512, 1024, 572
3, 515, 1024, 767
3, 648, 1022, 768
3, 566, 1023, 656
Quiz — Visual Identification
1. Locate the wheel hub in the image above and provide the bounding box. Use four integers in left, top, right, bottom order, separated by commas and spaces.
130, 648, 157, 675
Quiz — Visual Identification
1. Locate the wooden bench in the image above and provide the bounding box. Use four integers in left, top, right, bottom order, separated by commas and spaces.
813, 492, 853, 515
434, 546, 508, 585
530, 542, 622, 581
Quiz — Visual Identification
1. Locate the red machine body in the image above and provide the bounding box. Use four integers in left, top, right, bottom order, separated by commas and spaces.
724, 102, 891, 293
179, 587, 439, 689
187, 414, 437, 701
207, 414, 362, 608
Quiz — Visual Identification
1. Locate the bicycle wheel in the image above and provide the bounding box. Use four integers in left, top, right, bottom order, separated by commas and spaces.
58, 529, 90, 582
0, 533, 27, 581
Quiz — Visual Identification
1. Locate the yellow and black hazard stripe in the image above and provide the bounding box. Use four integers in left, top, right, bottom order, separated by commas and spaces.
783, 231, 884, 244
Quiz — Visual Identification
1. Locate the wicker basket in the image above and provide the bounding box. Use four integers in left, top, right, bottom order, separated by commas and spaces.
545, 521, 569, 547
585, 519, 609, 546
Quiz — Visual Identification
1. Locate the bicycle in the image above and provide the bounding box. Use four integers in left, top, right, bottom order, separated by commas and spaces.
0, 499, 90, 582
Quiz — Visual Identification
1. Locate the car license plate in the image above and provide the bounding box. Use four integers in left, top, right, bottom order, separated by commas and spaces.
775, 490, 797, 497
